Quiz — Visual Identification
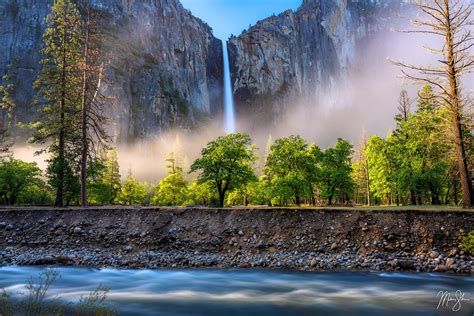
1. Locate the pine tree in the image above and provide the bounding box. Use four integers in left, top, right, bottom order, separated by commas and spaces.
79, 4, 110, 207
392, 0, 474, 207
116, 169, 147, 205
102, 149, 121, 204
153, 152, 189, 206
31, 0, 83, 207
0, 61, 19, 155
353, 130, 371, 206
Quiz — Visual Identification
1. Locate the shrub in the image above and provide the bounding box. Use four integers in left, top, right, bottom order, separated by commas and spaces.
460, 231, 474, 255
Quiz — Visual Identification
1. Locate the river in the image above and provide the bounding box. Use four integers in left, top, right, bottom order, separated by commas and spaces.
0, 267, 472, 315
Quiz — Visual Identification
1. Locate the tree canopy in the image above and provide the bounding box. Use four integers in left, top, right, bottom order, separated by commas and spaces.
190, 133, 257, 207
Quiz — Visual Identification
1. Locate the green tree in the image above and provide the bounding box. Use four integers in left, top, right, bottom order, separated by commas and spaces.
152, 154, 188, 206
321, 139, 354, 205
353, 131, 371, 205
152, 173, 188, 206
190, 133, 257, 207
46, 154, 80, 206
0, 61, 18, 154
391, 86, 450, 205
86, 157, 108, 205
0, 158, 42, 205
226, 177, 270, 206
31, 0, 83, 207
186, 181, 216, 206
265, 135, 320, 206
115, 171, 147, 205
366, 135, 397, 205
101, 149, 121, 204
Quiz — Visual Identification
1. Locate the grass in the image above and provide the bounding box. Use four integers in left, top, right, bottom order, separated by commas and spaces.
0, 269, 116, 316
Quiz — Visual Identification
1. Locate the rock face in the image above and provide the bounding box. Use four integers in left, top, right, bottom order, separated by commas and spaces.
0, 0, 223, 141
228, 0, 407, 124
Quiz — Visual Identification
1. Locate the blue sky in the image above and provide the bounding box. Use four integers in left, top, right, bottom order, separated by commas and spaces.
180, 0, 302, 40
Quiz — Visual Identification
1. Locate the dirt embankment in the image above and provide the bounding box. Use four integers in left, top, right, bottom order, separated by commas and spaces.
0, 207, 472, 273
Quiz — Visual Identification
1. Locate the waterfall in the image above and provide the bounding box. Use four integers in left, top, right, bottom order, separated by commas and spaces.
222, 40, 236, 134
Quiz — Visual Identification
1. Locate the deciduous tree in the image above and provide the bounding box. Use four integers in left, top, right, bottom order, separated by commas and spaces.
190, 133, 257, 207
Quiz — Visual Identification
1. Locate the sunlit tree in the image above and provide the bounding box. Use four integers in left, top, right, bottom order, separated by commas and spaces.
115, 170, 147, 205
190, 133, 257, 207
31, 0, 83, 207
392, 0, 474, 207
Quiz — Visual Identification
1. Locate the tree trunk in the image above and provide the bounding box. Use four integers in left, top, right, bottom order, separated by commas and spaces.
80, 10, 90, 208
218, 191, 225, 207
365, 160, 371, 206
410, 189, 416, 205
454, 177, 459, 205
328, 195, 333, 206
417, 192, 422, 206
55, 31, 68, 208
445, 3, 472, 208
452, 115, 472, 207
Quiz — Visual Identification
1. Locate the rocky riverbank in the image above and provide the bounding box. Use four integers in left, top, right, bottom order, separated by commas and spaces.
0, 207, 472, 274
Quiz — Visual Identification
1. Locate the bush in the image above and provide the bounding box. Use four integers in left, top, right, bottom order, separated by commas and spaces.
461, 231, 474, 255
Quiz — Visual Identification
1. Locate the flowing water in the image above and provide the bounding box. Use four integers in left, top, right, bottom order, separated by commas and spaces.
222, 40, 236, 134
0, 267, 472, 315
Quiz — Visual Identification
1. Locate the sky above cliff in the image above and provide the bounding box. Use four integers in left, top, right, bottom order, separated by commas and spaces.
180, 0, 301, 40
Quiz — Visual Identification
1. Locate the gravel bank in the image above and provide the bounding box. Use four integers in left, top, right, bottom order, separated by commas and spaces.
0, 207, 472, 273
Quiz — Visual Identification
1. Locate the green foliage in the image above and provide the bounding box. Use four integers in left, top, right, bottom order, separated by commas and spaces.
46, 153, 80, 206
17, 182, 54, 206
87, 149, 121, 205
264, 135, 321, 205
152, 172, 188, 206
0, 60, 18, 150
115, 171, 147, 205
366, 86, 451, 206
352, 134, 371, 206
190, 133, 257, 207
366, 135, 397, 204
152, 153, 189, 206
226, 177, 270, 206
320, 138, 355, 205
86, 158, 107, 205
0, 158, 43, 205
460, 231, 474, 255
185, 180, 217, 206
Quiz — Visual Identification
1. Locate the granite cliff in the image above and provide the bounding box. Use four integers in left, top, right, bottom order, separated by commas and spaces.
0, 0, 223, 141
1, 0, 413, 139
228, 0, 408, 125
